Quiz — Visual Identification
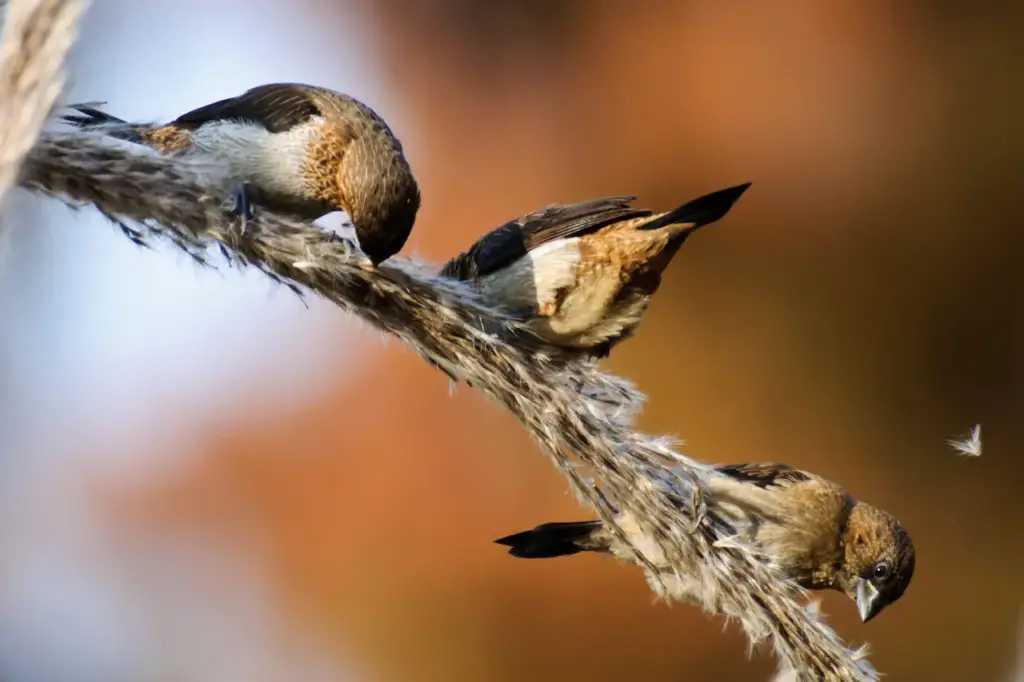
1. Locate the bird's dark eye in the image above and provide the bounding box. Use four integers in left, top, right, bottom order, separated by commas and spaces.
873, 562, 891, 580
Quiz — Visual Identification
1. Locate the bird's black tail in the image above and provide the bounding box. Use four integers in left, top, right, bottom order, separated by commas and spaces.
61, 104, 144, 144
640, 182, 752, 232
494, 520, 603, 559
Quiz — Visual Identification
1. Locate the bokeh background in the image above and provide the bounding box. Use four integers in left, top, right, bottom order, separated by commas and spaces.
1, 1, 1023, 680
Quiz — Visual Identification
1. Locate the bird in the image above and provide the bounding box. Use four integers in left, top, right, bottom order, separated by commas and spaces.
439, 183, 750, 357
495, 462, 915, 623
60, 83, 421, 265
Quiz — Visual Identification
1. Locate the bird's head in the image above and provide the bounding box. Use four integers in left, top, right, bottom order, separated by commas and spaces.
836, 503, 915, 623
341, 134, 421, 265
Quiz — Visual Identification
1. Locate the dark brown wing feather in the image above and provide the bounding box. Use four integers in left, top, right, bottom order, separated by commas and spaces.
172, 83, 322, 133
439, 197, 651, 280
714, 462, 811, 489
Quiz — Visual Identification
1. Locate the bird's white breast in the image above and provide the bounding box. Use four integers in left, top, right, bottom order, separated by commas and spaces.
186, 116, 326, 196
477, 238, 582, 311
474, 237, 645, 346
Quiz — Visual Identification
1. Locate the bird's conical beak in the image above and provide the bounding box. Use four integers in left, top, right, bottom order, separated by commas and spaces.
856, 578, 883, 623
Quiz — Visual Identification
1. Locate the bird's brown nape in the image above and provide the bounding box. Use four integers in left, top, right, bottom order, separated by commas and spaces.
342, 132, 421, 265
886, 519, 916, 604
841, 503, 916, 612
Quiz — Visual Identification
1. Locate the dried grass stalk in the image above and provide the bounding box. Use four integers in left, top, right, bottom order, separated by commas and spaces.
0, 0, 84, 208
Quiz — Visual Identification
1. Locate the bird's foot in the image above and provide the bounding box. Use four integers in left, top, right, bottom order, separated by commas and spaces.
231, 182, 255, 234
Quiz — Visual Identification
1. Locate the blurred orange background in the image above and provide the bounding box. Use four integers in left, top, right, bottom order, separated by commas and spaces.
2, 1, 1023, 681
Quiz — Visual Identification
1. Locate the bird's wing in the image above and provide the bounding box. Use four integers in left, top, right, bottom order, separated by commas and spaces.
440, 197, 651, 280
172, 83, 323, 133
714, 462, 812, 490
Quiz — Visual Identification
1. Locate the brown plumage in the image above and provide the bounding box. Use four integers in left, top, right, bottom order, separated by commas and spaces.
496, 462, 915, 622
61, 83, 421, 264
439, 184, 750, 356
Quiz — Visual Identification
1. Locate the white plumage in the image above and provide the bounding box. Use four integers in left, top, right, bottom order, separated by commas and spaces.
476, 238, 582, 311
186, 116, 325, 197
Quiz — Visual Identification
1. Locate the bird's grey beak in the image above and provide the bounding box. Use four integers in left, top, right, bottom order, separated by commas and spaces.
856, 578, 883, 623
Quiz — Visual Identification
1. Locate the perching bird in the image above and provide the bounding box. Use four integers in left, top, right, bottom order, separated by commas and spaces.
61, 83, 421, 264
496, 462, 915, 623
439, 184, 750, 356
